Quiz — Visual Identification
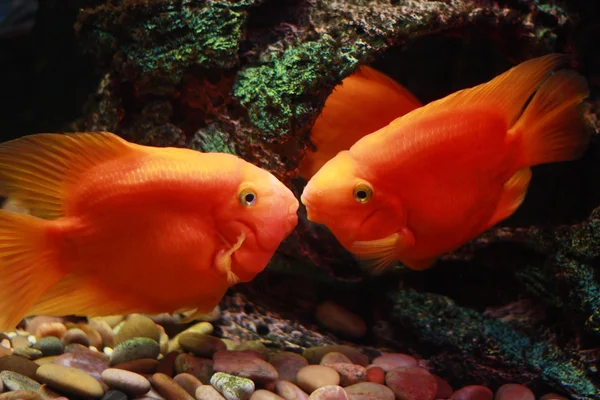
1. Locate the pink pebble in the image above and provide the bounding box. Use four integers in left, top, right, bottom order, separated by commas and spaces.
432, 374, 453, 398
308, 385, 348, 400
385, 367, 437, 400
372, 353, 417, 372
365, 365, 385, 385
540, 393, 568, 400
450, 385, 493, 400
494, 384, 534, 400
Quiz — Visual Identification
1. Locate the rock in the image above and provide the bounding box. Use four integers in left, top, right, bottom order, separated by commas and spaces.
173, 372, 203, 395
315, 302, 367, 339
196, 384, 227, 400
327, 363, 367, 387
89, 318, 115, 349
235, 341, 270, 360
385, 367, 437, 400
179, 333, 226, 358
494, 384, 535, 400
168, 322, 214, 353
343, 382, 395, 400
320, 353, 352, 366
113, 358, 159, 374
0, 391, 43, 400
53, 350, 109, 382
0, 355, 40, 378
25, 317, 64, 338
13, 347, 43, 360
250, 389, 285, 400
40, 383, 70, 399
114, 315, 160, 346
540, 394, 569, 400
214, 350, 279, 384
449, 385, 493, 400
10, 335, 30, 350
371, 354, 417, 372
102, 367, 151, 396
432, 374, 453, 399
296, 365, 340, 394
303, 346, 368, 367
62, 328, 89, 347
151, 372, 194, 400
110, 337, 160, 366
274, 380, 309, 400
32, 337, 64, 357
34, 355, 60, 365
175, 353, 214, 382
157, 351, 179, 377
0, 370, 41, 392
101, 390, 129, 400
36, 363, 105, 399
157, 325, 169, 355
365, 366, 385, 385
270, 352, 309, 384
211, 372, 256, 400
308, 385, 348, 400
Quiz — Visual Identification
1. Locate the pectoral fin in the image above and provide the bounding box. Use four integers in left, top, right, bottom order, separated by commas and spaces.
349, 227, 415, 275
214, 232, 246, 285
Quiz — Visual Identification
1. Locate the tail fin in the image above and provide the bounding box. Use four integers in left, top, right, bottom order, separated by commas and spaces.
0, 211, 63, 331
512, 69, 591, 167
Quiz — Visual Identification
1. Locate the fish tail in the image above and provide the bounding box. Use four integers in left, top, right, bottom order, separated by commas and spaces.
0, 210, 63, 331
512, 69, 591, 167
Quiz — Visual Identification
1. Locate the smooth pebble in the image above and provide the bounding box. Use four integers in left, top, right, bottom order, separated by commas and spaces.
173, 372, 203, 395
152, 372, 194, 400
36, 363, 105, 399
540, 393, 569, 400
214, 350, 279, 384
32, 337, 64, 357
196, 384, 227, 400
179, 333, 226, 358
113, 357, 159, 374
62, 328, 89, 346
450, 385, 493, 400
296, 365, 340, 393
308, 385, 348, 400
270, 352, 309, 383
175, 353, 214, 382
110, 337, 160, 366
102, 367, 151, 395
274, 380, 309, 400
115, 314, 161, 346
365, 366, 385, 385
372, 354, 417, 372
211, 371, 256, 400
0, 370, 41, 392
344, 382, 395, 400
303, 346, 369, 367
385, 367, 437, 400
101, 390, 129, 400
432, 374, 453, 398
250, 389, 285, 400
494, 383, 535, 400
320, 352, 352, 366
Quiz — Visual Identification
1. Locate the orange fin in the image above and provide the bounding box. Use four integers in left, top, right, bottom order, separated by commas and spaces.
386, 54, 570, 133
401, 256, 438, 271
0, 132, 134, 220
0, 211, 63, 331
354, 66, 422, 108
511, 69, 591, 167
486, 168, 532, 229
214, 232, 245, 285
350, 228, 415, 275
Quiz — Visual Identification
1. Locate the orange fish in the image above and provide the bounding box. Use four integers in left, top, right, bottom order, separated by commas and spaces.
0, 132, 299, 330
299, 65, 422, 180
301, 54, 590, 272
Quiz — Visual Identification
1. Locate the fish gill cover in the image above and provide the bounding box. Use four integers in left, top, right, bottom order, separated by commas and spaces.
1, 0, 600, 398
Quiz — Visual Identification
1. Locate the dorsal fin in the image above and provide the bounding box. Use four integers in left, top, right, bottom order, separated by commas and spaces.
0, 132, 135, 220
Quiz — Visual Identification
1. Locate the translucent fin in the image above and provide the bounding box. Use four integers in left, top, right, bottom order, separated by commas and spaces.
511, 69, 591, 167
350, 228, 415, 274
0, 210, 63, 331
486, 168, 532, 229
0, 131, 134, 220
214, 233, 245, 285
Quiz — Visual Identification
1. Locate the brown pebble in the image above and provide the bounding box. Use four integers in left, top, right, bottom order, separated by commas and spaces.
34, 356, 60, 365
113, 358, 159, 374
102, 368, 151, 396
26, 316, 64, 337
157, 351, 179, 377
196, 384, 227, 400
344, 382, 395, 400
62, 328, 89, 346
36, 363, 105, 399
365, 366, 384, 385
151, 372, 194, 400
179, 333, 226, 358
540, 393, 569, 400
494, 384, 534, 400
303, 346, 369, 367
320, 352, 352, 366
250, 389, 286, 400
0, 355, 40, 378
235, 341, 270, 360
115, 314, 161, 346
174, 353, 214, 382
328, 363, 367, 386
432, 374, 453, 398
40, 384, 69, 399
385, 367, 437, 400
315, 302, 367, 339
10, 335, 30, 350
450, 385, 493, 400
297, 365, 340, 394
308, 385, 348, 400
372, 354, 417, 372
275, 380, 309, 400
88, 318, 115, 349
270, 352, 309, 384
173, 372, 202, 396
213, 350, 279, 385
0, 390, 43, 400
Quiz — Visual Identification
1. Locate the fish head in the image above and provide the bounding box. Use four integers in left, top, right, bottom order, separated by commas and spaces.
216, 161, 299, 282
300, 150, 407, 250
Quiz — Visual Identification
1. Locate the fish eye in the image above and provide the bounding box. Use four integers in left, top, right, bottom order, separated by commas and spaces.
239, 188, 257, 207
353, 183, 373, 204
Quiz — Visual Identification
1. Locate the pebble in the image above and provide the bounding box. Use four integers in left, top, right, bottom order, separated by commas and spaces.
296, 365, 340, 393
173, 372, 203, 395
0, 355, 40, 378
151, 372, 194, 400
35, 322, 68, 340
0, 390, 43, 399
214, 350, 279, 384
0, 370, 41, 392
308, 385, 348, 400
274, 380, 309, 400
158, 351, 179, 377
113, 357, 159, 374
10, 335, 30, 350
303, 346, 369, 367
270, 352, 309, 383
102, 367, 151, 395
315, 302, 367, 339
364, 366, 385, 385
89, 318, 115, 349
40, 383, 70, 399
371, 354, 417, 372
250, 389, 286, 400
101, 390, 129, 400
321, 352, 352, 366
62, 328, 89, 346
34, 355, 60, 365
36, 363, 105, 398
432, 374, 453, 398
235, 341, 270, 360
494, 383, 535, 400
25, 316, 64, 337
175, 353, 215, 382
327, 363, 367, 387
110, 337, 160, 366
13, 347, 43, 360
211, 371, 256, 400
168, 322, 214, 353
449, 385, 493, 400
179, 333, 226, 358
53, 350, 109, 382
197, 383, 227, 400
540, 394, 569, 400
32, 337, 64, 357
114, 314, 161, 346
343, 382, 395, 400
385, 367, 437, 400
